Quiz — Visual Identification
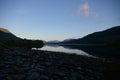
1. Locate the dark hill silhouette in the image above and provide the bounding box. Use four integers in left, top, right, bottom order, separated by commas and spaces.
0, 27, 21, 40
0, 27, 44, 49
61, 26, 120, 44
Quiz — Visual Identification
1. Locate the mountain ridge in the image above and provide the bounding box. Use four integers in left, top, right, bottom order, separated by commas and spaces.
0, 27, 21, 40
0, 28, 11, 33
61, 26, 120, 45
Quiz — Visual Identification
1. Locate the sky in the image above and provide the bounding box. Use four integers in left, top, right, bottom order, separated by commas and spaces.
0, 0, 120, 41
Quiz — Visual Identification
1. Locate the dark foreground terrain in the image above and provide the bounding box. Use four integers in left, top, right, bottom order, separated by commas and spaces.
0, 47, 120, 80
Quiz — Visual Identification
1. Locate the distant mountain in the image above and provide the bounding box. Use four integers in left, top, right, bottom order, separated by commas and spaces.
61, 26, 120, 44
60, 38, 77, 44
45, 40, 60, 44
0, 27, 21, 40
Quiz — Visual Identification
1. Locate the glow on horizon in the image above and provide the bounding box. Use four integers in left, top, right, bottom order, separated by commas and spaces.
0, 0, 120, 41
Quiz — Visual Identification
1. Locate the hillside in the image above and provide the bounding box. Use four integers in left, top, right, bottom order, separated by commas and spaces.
61, 26, 120, 45
60, 39, 77, 44
0, 27, 20, 40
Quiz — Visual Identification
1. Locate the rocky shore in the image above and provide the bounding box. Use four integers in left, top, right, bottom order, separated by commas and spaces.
0, 47, 119, 80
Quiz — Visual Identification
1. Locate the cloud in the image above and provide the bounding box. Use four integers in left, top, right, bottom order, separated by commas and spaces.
77, 3, 90, 17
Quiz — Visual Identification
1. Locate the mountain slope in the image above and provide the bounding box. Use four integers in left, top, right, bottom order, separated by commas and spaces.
0, 27, 21, 40
60, 39, 77, 44
62, 26, 120, 44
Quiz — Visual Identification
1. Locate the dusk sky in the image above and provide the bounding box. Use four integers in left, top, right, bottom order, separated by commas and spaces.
0, 0, 120, 41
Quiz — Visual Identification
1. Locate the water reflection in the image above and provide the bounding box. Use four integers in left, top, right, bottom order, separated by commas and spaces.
39, 45, 93, 57
35, 44, 120, 59
61, 45, 120, 59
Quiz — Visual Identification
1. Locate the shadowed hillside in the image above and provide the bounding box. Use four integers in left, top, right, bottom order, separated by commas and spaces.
61, 26, 120, 46
0, 27, 44, 49
0, 27, 20, 40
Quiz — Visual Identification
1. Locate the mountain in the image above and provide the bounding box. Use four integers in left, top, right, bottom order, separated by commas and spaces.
0, 27, 21, 40
60, 38, 77, 44
45, 40, 60, 44
61, 26, 120, 44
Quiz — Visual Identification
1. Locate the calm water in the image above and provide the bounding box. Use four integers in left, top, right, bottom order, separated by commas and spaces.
36, 45, 93, 57
33, 45, 120, 59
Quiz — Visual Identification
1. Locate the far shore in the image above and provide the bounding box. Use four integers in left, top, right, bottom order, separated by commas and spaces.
59, 44, 106, 46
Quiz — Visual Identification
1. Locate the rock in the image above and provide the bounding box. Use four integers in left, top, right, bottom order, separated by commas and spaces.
7, 74, 26, 80
39, 75, 49, 80
0, 72, 5, 78
76, 67, 82, 70
27, 72, 39, 80
4, 61, 15, 65
44, 62, 51, 66
1, 47, 107, 80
